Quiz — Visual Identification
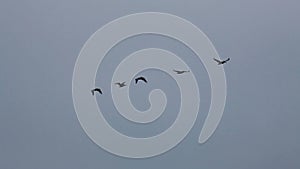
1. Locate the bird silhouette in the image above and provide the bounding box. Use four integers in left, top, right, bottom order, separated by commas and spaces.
173, 69, 190, 74
115, 82, 126, 88
135, 76, 147, 84
91, 88, 102, 95
213, 58, 230, 65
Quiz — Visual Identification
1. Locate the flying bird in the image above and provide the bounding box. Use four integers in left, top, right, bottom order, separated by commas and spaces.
135, 76, 147, 84
115, 82, 126, 88
91, 88, 102, 95
173, 69, 190, 74
213, 58, 230, 65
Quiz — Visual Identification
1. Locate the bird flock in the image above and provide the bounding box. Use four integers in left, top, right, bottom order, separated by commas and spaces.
91, 57, 230, 95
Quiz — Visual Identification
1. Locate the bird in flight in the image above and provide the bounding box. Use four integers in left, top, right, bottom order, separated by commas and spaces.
173, 69, 190, 74
115, 82, 126, 88
135, 76, 147, 84
91, 88, 102, 95
213, 58, 230, 65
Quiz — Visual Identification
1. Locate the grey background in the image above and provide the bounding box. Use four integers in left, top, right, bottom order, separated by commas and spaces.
95, 34, 210, 138
0, 0, 299, 169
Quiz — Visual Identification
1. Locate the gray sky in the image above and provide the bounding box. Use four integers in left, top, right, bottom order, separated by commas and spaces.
1, 0, 300, 169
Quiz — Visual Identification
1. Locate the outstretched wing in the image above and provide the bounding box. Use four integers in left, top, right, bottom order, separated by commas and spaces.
91, 88, 102, 95
115, 82, 121, 86
95, 88, 102, 94
135, 77, 147, 83
97, 89, 102, 94
213, 58, 222, 64
141, 77, 147, 83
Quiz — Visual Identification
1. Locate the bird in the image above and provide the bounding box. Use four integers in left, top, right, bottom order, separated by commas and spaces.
173, 69, 190, 74
115, 82, 126, 88
135, 76, 147, 84
213, 58, 230, 65
91, 88, 102, 95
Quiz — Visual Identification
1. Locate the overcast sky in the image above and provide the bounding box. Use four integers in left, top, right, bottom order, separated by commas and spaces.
1, 0, 300, 169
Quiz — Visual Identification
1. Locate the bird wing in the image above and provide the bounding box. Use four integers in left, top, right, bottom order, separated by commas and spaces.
136, 77, 147, 83
140, 77, 147, 82
213, 58, 222, 63
92, 88, 102, 94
